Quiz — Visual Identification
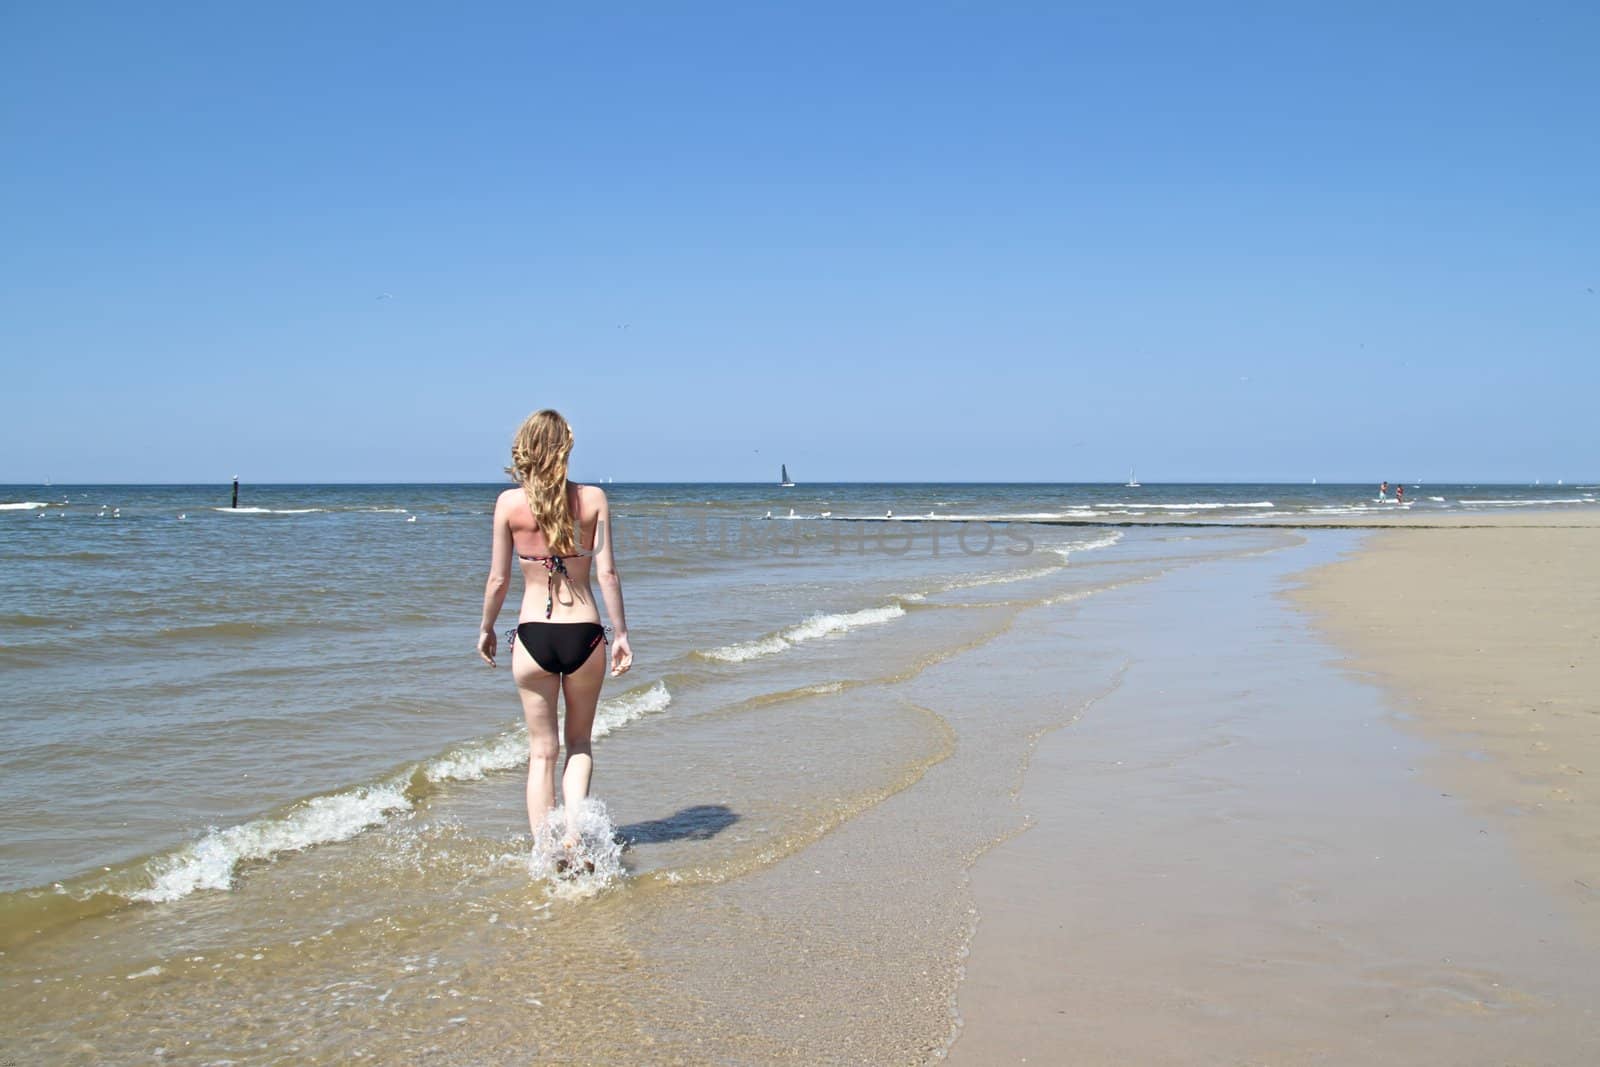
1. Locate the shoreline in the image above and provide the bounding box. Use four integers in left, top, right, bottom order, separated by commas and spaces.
1294, 525, 1600, 935
948, 525, 1600, 1063
843, 508, 1600, 530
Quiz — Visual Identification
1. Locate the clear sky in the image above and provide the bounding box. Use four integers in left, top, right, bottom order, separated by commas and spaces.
3, 2, 1595, 484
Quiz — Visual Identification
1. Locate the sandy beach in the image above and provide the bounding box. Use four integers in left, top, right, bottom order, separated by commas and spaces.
949, 514, 1600, 1065
1297, 520, 1600, 934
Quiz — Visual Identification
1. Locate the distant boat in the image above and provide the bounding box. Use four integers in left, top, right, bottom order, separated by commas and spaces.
1124, 467, 1141, 488
780, 464, 795, 488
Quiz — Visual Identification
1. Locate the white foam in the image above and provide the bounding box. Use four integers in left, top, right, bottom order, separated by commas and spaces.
1092, 501, 1275, 511
132, 783, 413, 902
829, 511, 1097, 523
0, 501, 50, 510
423, 730, 529, 783
785, 604, 905, 641
211, 507, 325, 515
701, 634, 792, 663
1458, 498, 1591, 506
1054, 531, 1123, 558
424, 681, 671, 784
700, 604, 906, 663
121, 682, 669, 903
935, 563, 1061, 594
592, 680, 673, 736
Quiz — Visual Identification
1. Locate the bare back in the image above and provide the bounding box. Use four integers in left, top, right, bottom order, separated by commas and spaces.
503, 483, 601, 624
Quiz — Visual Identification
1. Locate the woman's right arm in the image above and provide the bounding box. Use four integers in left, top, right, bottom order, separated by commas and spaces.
590, 487, 632, 676
477, 491, 513, 667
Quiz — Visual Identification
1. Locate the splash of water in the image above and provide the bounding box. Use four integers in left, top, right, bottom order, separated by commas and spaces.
527, 799, 625, 897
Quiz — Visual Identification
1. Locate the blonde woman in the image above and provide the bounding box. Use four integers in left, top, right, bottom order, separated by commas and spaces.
477, 409, 632, 865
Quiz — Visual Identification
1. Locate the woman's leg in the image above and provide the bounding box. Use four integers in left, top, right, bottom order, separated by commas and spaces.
512, 637, 563, 837
557, 637, 608, 848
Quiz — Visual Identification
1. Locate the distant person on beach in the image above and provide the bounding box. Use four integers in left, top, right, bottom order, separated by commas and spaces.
1379, 481, 1389, 501
1396, 484, 1405, 504
477, 409, 632, 870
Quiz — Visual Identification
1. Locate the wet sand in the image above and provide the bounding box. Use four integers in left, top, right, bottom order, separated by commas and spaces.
949, 528, 1600, 1065
1297, 523, 1600, 933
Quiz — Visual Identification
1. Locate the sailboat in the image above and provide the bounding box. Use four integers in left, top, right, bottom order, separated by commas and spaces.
1124, 467, 1141, 488
780, 464, 795, 488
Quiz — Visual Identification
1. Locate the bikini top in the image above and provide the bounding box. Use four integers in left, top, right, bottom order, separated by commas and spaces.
515, 492, 592, 619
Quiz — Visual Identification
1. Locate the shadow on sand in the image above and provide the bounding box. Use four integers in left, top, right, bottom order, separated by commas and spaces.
617, 804, 740, 846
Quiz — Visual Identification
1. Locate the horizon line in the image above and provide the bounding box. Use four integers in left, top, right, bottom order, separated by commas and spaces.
4, 479, 1583, 489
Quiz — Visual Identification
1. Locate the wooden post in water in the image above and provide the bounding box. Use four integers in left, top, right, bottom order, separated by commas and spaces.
232, 476, 239, 509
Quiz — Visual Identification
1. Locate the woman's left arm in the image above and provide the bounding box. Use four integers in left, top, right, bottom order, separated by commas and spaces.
477, 492, 514, 666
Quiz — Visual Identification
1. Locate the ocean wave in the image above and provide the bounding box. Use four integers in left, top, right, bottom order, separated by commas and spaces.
696, 604, 906, 663
132, 783, 412, 902
0, 501, 51, 510
915, 530, 1121, 597
210, 507, 326, 515
1054, 531, 1123, 558
104, 682, 672, 903
1091, 501, 1275, 511
1457, 498, 1593, 506
829, 510, 1100, 523
423, 682, 671, 783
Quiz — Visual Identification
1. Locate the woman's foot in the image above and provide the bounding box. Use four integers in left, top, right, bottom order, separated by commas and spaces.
554, 834, 595, 876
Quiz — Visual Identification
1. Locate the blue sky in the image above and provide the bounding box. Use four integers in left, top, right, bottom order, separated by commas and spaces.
3, 2, 1595, 483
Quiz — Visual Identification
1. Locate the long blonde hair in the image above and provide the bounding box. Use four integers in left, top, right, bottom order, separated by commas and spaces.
505, 409, 578, 555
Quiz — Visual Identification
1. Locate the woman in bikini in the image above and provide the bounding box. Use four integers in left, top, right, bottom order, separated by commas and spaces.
476, 409, 632, 863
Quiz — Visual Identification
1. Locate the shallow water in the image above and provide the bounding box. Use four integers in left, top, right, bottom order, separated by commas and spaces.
1, 481, 1587, 1062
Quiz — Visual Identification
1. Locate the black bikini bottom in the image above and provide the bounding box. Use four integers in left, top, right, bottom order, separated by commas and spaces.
516, 622, 606, 675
